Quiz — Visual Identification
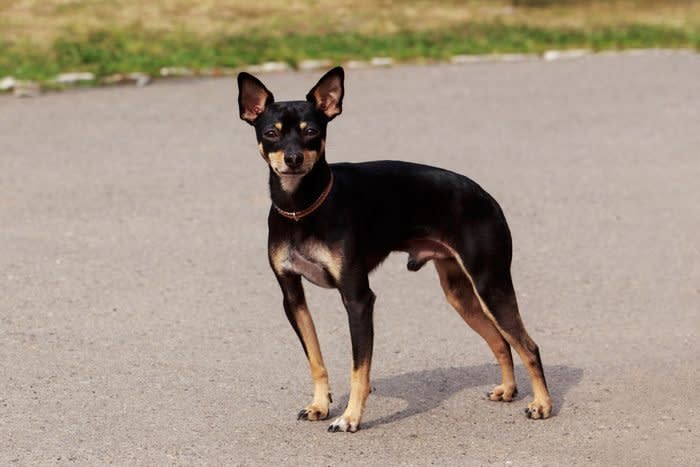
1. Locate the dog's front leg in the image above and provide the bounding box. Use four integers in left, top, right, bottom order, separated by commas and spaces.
276, 273, 332, 421
329, 277, 376, 433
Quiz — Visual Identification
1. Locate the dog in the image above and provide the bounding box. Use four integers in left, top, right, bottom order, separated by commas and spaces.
237, 67, 552, 432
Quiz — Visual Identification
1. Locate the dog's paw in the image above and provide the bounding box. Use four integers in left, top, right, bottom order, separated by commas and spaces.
486, 384, 517, 402
328, 415, 359, 433
297, 392, 332, 421
524, 398, 552, 420
297, 403, 330, 421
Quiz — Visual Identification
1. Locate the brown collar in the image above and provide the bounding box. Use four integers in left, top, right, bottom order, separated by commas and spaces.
273, 172, 334, 222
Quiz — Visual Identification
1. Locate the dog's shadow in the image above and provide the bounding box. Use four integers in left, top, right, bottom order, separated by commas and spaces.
332, 364, 582, 429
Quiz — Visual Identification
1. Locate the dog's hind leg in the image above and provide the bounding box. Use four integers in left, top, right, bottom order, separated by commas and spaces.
276, 273, 332, 421
445, 213, 553, 419
434, 258, 517, 402
453, 246, 552, 419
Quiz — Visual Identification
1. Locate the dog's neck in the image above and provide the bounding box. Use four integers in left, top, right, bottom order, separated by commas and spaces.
269, 157, 332, 214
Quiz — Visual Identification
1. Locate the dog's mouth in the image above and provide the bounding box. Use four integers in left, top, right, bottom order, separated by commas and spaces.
276, 168, 306, 176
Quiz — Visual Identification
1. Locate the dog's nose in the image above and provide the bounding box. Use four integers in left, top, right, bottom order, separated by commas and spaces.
284, 151, 304, 168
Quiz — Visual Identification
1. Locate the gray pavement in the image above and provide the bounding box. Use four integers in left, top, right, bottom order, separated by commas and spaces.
1, 52, 699, 465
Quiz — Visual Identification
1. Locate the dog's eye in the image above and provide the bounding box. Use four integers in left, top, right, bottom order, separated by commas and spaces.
303, 127, 319, 137
263, 129, 280, 139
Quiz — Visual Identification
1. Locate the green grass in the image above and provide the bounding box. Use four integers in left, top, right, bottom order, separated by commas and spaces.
1, 23, 698, 84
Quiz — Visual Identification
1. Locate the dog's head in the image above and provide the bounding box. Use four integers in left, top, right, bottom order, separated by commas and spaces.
237, 67, 344, 184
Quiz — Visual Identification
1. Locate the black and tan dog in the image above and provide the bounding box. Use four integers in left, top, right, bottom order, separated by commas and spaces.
237, 67, 552, 432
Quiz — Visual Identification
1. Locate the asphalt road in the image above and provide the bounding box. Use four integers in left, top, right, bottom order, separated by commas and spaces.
2, 52, 699, 466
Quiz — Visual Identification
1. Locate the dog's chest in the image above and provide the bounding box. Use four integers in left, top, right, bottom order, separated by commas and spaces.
277, 241, 341, 289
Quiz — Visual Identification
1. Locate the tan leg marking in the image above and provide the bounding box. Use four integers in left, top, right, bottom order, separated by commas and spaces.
271, 243, 332, 420
437, 245, 552, 419
514, 330, 552, 419
295, 304, 331, 421
329, 360, 370, 432
435, 259, 517, 401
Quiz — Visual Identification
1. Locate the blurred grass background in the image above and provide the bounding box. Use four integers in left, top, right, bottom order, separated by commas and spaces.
1, 0, 699, 82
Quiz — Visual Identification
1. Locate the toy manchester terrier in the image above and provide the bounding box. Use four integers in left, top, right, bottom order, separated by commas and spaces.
237, 67, 552, 432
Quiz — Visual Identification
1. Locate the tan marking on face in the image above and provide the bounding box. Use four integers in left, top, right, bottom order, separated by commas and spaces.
300, 150, 318, 171
267, 150, 285, 171
274, 122, 282, 131
267, 140, 326, 193
299, 121, 308, 130
267, 150, 304, 192
257, 142, 267, 162
296, 139, 325, 175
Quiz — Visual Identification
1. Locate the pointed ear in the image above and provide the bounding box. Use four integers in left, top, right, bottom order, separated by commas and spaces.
306, 66, 344, 120
237, 72, 274, 125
